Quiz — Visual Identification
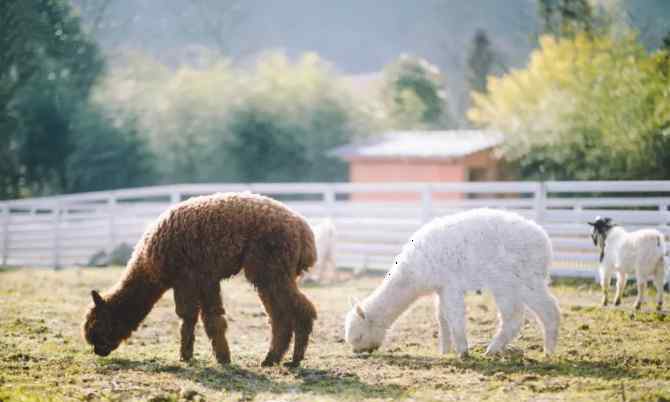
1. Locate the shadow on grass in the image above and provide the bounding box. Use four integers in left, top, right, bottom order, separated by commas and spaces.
363, 351, 641, 381
97, 357, 405, 400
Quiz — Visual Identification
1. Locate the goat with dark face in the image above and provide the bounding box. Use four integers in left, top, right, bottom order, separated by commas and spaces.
588, 216, 667, 310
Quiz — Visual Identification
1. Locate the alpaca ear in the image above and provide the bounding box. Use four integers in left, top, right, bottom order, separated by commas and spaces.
349, 296, 360, 308
587, 221, 595, 226
91, 290, 105, 307
355, 304, 366, 320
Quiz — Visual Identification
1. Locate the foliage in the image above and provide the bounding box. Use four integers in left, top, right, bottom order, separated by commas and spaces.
66, 106, 156, 193
380, 55, 452, 130
0, 0, 156, 199
538, 0, 594, 38
466, 30, 496, 96
94, 52, 365, 184
0, 0, 102, 198
226, 53, 355, 182
468, 32, 670, 180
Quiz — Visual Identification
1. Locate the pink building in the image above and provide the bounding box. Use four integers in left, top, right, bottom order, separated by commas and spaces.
330, 130, 505, 201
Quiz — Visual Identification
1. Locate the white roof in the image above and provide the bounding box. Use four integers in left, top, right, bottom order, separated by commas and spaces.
330, 130, 504, 160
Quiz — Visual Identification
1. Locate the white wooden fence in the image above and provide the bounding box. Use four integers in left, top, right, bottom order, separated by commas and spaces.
1, 181, 669, 281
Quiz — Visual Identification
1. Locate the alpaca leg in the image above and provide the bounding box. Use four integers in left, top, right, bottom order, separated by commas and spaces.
613, 272, 627, 306
634, 271, 647, 310
200, 282, 231, 365
438, 288, 468, 358
600, 267, 612, 306
485, 291, 524, 355
174, 283, 200, 362
653, 262, 665, 311
258, 286, 295, 367
287, 283, 317, 367
522, 285, 560, 355
434, 293, 452, 354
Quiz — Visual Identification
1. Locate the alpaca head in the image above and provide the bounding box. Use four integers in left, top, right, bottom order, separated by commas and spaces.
82, 290, 123, 357
344, 303, 386, 353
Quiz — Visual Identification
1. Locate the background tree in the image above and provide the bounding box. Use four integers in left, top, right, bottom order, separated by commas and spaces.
0, 0, 157, 199
466, 30, 495, 96
66, 107, 156, 192
469, 33, 670, 179
225, 53, 357, 182
94, 51, 366, 184
1, 0, 103, 197
381, 55, 452, 130
538, 0, 594, 38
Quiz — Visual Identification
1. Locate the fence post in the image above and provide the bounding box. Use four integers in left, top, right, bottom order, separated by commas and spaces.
108, 195, 117, 253
534, 182, 547, 225
323, 186, 336, 219
52, 202, 62, 269
1, 204, 9, 267
420, 184, 433, 223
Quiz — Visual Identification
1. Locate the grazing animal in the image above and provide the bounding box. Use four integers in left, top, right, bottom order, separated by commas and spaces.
83, 192, 317, 367
345, 208, 560, 358
302, 218, 337, 283
589, 216, 667, 311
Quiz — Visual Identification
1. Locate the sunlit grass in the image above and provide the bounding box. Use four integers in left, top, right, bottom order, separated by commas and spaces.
1, 267, 669, 401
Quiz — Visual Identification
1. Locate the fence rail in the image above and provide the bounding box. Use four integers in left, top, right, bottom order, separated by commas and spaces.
1, 181, 669, 282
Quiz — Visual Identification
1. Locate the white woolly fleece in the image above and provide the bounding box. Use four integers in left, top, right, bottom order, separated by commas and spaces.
345, 208, 560, 357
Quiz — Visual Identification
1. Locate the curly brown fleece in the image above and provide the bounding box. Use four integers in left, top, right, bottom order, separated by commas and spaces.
83, 192, 317, 367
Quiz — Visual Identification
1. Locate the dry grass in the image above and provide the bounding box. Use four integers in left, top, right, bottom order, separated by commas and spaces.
1, 267, 669, 402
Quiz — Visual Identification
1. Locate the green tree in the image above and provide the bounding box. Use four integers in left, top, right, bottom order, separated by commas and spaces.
1, 0, 102, 197
66, 106, 156, 192
225, 53, 354, 182
466, 30, 496, 96
381, 55, 452, 129
538, 0, 594, 38
469, 33, 670, 180
94, 51, 363, 184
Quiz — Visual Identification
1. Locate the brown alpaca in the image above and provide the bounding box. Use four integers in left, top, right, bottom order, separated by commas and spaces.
82, 192, 317, 367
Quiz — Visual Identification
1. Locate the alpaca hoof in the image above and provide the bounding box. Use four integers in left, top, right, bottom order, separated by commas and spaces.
283, 360, 301, 368
179, 356, 193, 363
613, 298, 621, 306
657, 303, 663, 312
634, 302, 641, 310
456, 351, 469, 360
261, 355, 279, 367
216, 355, 231, 366
601, 298, 608, 307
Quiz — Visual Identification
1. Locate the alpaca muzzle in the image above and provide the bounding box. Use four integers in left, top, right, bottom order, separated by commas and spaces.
93, 346, 112, 357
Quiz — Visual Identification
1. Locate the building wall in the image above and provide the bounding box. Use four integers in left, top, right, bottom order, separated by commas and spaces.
347, 149, 501, 201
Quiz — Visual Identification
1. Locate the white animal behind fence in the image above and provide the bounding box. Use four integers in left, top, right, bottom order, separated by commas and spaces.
344, 208, 560, 358
302, 218, 337, 283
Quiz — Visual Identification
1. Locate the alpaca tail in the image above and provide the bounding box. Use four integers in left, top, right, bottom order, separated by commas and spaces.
297, 222, 318, 276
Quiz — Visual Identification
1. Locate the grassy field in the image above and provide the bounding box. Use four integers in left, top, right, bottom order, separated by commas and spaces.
1, 267, 669, 402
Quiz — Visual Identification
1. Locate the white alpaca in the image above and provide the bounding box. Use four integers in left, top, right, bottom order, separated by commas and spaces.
589, 216, 667, 310
345, 208, 560, 357
302, 218, 337, 283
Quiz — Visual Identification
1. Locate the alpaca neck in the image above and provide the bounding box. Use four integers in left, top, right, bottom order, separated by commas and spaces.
106, 261, 168, 338
362, 268, 422, 329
